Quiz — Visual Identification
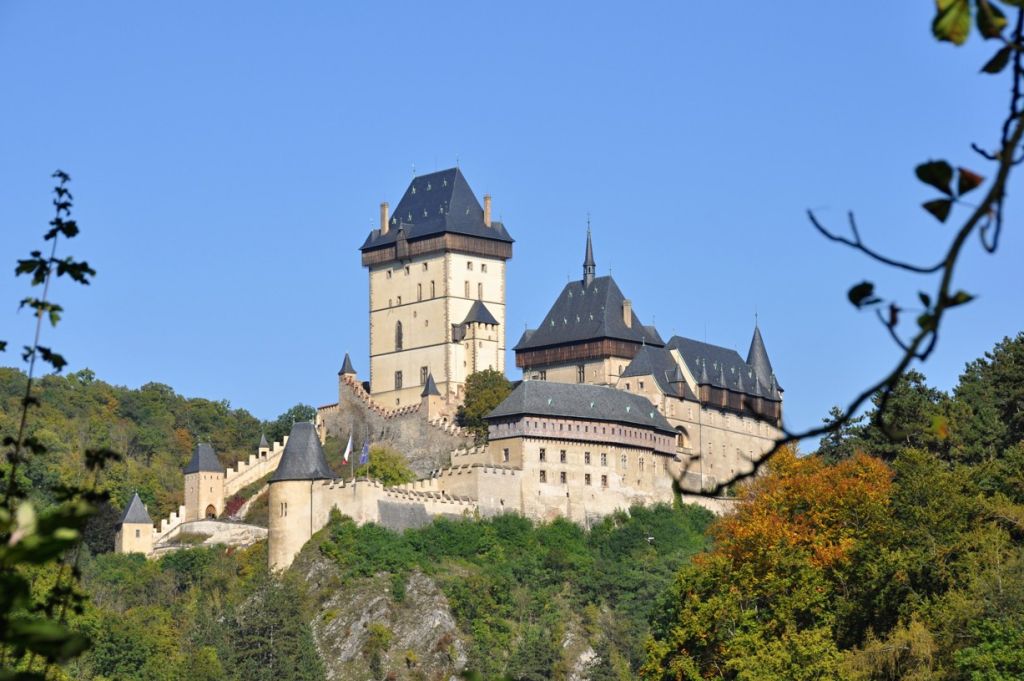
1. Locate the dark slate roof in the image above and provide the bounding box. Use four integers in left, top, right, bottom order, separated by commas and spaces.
360, 168, 513, 252
339, 352, 356, 376
621, 345, 698, 401
514, 276, 664, 351
119, 492, 152, 526
667, 336, 779, 400
486, 381, 676, 435
420, 373, 441, 397
516, 328, 535, 347
259, 433, 269, 449
270, 422, 335, 482
746, 326, 776, 389
183, 443, 225, 474
462, 300, 499, 326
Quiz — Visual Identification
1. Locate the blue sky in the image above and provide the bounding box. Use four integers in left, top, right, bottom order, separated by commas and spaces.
1, 2, 1021, 442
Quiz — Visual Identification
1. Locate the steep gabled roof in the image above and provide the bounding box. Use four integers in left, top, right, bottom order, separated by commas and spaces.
420, 373, 441, 397
621, 345, 698, 400
360, 168, 513, 252
183, 443, 224, 474
514, 276, 663, 351
270, 422, 335, 482
668, 336, 778, 400
486, 381, 676, 435
462, 300, 499, 326
119, 492, 152, 526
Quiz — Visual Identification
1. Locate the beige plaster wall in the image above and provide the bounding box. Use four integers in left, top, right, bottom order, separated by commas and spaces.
115, 522, 154, 555
184, 471, 226, 522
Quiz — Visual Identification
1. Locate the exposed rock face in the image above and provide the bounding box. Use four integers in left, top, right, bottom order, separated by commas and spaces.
296, 552, 467, 681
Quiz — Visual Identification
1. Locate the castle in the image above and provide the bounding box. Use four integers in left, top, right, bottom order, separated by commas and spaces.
115, 168, 782, 570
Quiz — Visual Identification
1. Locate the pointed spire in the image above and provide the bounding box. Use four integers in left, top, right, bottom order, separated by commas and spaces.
670, 364, 685, 384
420, 372, 441, 397
259, 433, 269, 449
746, 324, 774, 388
339, 353, 356, 376
718, 364, 726, 387
699, 359, 710, 385
119, 492, 152, 525
736, 369, 745, 392
583, 226, 596, 286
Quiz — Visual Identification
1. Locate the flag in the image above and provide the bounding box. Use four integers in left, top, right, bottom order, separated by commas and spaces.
359, 440, 370, 465
342, 433, 352, 464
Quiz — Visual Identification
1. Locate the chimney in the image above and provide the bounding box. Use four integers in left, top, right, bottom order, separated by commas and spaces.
622, 299, 632, 327
380, 202, 389, 235
483, 194, 492, 227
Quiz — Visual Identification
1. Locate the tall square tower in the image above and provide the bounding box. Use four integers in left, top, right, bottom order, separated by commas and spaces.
359, 169, 513, 408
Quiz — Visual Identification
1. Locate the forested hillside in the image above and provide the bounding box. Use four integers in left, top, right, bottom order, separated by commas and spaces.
0, 367, 310, 549
3, 332, 1022, 680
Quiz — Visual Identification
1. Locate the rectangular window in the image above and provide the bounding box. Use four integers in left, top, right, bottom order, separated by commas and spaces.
135, 528, 140, 538
600, 453, 607, 466
395, 371, 403, 389
639, 456, 645, 472
539, 370, 547, 380
430, 281, 436, 298
539, 470, 547, 483
417, 283, 422, 301
481, 263, 487, 273
420, 366, 428, 385
404, 265, 410, 275
386, 269, 392, 279
640, 381, 645, 390
560, 450, 567, 463
396, 296, 402, 305
620, 453, 627, 467
477, 282, 483, 300
464, 281, 470, 297
585, 473, 592, 486
559, 471, 567, 484
584, 452, 591, 465
502, 448, 510, 463
601, 474, 608, 488
467, 261, 473, 270
577, 364, 585, 383
422, 262, 429, 271
539, 448, 546, 462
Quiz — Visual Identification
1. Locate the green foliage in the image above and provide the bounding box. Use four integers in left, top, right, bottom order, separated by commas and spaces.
456, 369, 512, 440
264, 404, 316, 445
355, 444, 416, 486
318, 503, 712, 678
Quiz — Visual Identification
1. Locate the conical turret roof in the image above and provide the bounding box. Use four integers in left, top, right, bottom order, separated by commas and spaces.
420, 373, 441, 397
583, 228, 596, 285
119, 492, 152, 526
259, 433, 269, 449
339, 353, 356, 376
270, 422, 335, 482
746, 325, 774, 389
184, 443, 224, 474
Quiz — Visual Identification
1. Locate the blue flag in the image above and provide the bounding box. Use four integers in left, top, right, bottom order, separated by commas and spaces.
359, 440, 370, 465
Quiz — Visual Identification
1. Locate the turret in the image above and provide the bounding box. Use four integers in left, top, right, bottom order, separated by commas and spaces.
268, 422, 336, 571
259, 432, 270, 455
420, 372, 444, 420
183, 443, 225, 521
746, 324, 775, 390
114, 492, 154, 555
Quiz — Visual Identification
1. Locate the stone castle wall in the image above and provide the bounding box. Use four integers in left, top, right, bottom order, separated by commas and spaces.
316, 374, 475, 477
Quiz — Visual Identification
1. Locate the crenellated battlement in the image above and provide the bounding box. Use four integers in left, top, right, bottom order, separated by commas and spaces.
224, 436, 287, 496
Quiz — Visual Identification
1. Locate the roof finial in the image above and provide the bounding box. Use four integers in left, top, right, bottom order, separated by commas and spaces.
583, 217, 596, 287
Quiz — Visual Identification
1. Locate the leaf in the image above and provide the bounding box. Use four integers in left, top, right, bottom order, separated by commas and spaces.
7, 618, 90, 663
957, 167, 985, 194
915, 160, 954, 195
0, 340, 6, 352
933, 0, 972, 45
918, 312, 937, 332
929, 415, 951, 440
945, 290, 975, 307
918, 292, 932, 309
977, 0, 1007, 38
923, 199, 953, 222
982, 45, 1013, 73
848, 281, 881, 308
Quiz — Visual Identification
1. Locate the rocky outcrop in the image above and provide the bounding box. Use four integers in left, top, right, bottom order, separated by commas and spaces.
295, 551, 468, 681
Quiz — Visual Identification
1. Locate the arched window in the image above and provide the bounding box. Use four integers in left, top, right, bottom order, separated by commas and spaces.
676, 426, 691, 450
395, 321, 403, 351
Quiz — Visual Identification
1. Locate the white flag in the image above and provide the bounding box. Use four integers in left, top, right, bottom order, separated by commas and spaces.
342, 433, 352, 464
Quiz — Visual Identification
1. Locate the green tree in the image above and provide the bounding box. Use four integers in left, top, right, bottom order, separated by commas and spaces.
355, 444, 416, 486
456, 369, 512, 441
264, 404, 316, 444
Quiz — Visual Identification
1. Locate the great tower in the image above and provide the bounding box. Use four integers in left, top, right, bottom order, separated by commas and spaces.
359, 168, 513, 410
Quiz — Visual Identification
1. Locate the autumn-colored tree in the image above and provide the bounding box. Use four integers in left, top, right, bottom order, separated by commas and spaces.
642, 448, 893, 680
